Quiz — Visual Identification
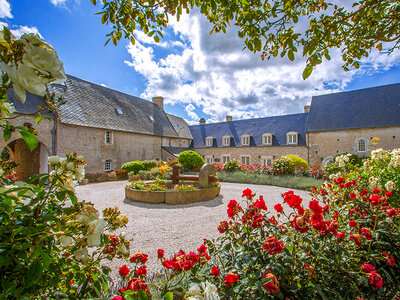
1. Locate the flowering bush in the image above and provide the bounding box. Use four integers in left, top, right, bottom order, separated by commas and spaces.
174, 184, 197, 191
223, 160, 240, 172
116, 168, 129, 179
212, 162, 224, 172
126, 180, 168, 191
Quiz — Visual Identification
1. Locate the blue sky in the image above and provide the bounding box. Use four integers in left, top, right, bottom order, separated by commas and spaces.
3, 0, 400, 124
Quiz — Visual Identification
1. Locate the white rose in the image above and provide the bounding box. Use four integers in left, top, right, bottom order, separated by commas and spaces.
59, 235, 74, 248
48, 155, 60, 165
385, 181, 396, 192
76, 155, 84, 161
74, 247, 91, 263
87, 219, 105, 247
202, 282, 220, 300
119, 232, 126, 240
66, 162, 75, 170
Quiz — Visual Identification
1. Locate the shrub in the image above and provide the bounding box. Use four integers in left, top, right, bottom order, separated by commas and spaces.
286, 154, 308, 169
223, 160, 240, 172
138, 170, 152, 180
178, 150, 205, 170
143, 160, 157, 170
121, 160, 145, 174
324, 161, 342, 176
115, 168, 129, 180
272, 156, 295, 175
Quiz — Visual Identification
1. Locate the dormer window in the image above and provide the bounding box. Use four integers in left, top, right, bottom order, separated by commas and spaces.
287, 132, 298, 145
241, 135, 250, 146
222, 136, 231, 146
206, 137, 214, 147
262, 133, 273, 146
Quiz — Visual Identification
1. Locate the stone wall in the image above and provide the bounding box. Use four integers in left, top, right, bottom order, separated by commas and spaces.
193, 145, 308, 165
56, 123, 163, 173
308, 126, 400, 165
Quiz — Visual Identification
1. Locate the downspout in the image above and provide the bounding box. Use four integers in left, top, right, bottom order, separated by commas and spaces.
307, 132, 310, 166
45, 85, 57, 155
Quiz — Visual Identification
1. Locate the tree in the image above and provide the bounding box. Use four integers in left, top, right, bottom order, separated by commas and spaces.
90, 0, 400, 79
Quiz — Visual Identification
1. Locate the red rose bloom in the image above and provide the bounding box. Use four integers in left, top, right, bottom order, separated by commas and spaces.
334, 231, 346, 243
349, 192, 356, 200
157, 249, 164, 259
254, 197, 267, 210
127, 277, 148, 292
263, 271, 279, 294
262, 236, 284, 255
224, 271, 239, 286
290, 215, 309, 233
210, 266, 220, 277
368, 271, 383, 289
112, 296, 122, 300
197, 244, 207, 253
369, 194, 383, 206
350, 233, 362, 246
136, 266, 147, 276
130, 251, 148, 264
274, 203, 283, 212
373, 188, 381, 194
349, 220, 358, 227
227, 200, 242, 218
242, 188, 254, 199
360, 227, 372, 240
218, 220, 229, 233
384, 191, 393, 198
362, 263, 376, 273
119, 265, 130, 277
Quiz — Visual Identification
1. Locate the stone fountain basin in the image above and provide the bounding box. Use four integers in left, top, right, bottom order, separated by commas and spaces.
125, 180, 220, 205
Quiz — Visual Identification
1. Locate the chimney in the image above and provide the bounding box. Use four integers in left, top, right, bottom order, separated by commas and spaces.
199, 118, 206, 124
226, 115, 233, 122
304, 105, 311, 113
152, 96, 164, 110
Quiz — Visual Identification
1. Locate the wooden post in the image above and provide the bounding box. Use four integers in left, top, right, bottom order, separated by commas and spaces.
172, 164, 179, 184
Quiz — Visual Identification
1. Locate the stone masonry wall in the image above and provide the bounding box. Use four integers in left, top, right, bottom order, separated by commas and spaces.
308, 126, 400, 166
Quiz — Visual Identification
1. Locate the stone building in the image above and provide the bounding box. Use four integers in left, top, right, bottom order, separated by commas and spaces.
189, 83, 400, 167
3, 75, 192, 180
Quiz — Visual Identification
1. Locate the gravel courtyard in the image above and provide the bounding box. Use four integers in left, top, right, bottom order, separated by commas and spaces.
75, 181, 312, 274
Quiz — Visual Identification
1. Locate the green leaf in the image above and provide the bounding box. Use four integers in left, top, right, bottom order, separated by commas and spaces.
288, 50, 295, 61
26, 259, 43, 287
154, 35, 160, 43
101, 13, 108, 24
35, 116, 44, 125
138, 290, 148, 300
164, 292, 173, 300
19, 131, 38, 151
302, 65, 313, 80
3, 128, 11, 141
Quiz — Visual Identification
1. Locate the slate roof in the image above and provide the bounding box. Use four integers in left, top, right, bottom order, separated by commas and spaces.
48, 75, 178, 137
166, 113, 193, 139
306, 83, 400, 132
7, 90, 55, 118
162, 146, 192, 156
189, 113, 308, 148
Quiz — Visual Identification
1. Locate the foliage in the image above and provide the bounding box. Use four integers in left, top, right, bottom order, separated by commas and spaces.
143, 160, 158, 171
115, 168, 129, 180
178, 150, 205, 170
121, 160, 145, 175
217, 171, 323, 191
91, 0, 400, 77
324, 161, 342, 177
286, 155, 308, 169
86, 171, 120, 183
272, 156, 295, 175
126, 180, 168, 191
174, 184, 197, 191
223, 160, 240, 172
0, 159, 17, 174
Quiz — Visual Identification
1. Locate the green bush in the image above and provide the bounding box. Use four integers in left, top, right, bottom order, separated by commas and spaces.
334, 152, 364, 166
324, 161, 342, 176
272, 156, 295, 175
121, 160, 145, 174
178, 150, 205, 170
143, 160, 157, 170
286, 155, 308, 169
223, 160, 240, 172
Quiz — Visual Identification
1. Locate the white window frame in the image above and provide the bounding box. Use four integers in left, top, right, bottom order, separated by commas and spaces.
287, 132, 298, 145
262, 133, 273, 146
105, 159, 112, 171
241, 156, 250, 165
105, 131, 113, 145
241, 135, 250, 146
206, 137, 214, 147
222, 155, 231, 163
357, 139, 367, 153
205, 156, 213, 164
222, 136, 231, 147
262, 156, 273, 166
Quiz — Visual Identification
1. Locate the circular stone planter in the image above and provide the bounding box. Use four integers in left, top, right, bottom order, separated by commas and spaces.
125, 184, 220, 205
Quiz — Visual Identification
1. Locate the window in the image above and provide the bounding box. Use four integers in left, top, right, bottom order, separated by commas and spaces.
241, 156, 250, 165
357, 139, 366, 152
105, 131, 113, 144
206, 157, 213, 164
287, 132, 298, 145
206, 137, 213, 147
262, 157, 273, 166
222, 155, 230, 163
105, 160, 112, 171
222, 136, 231, 146
241, 135, 250, 146
262, 133, 272, 145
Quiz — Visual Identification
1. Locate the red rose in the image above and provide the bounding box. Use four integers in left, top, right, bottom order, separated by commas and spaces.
211, 266, 220, 277
157, 249, 164, 259
309, 199, 322, 212
130, 251, 148, 264
197, 244, 207, 253
349, 192, 356, 200
368, 271, 383, 289
361, 263, 376, 273
360, 227, 372, 240
262, 236, 284, 255
224, 271, 239, 286
350, 233, 362, 246
136, 266, 147, 276
263, 271, 279, 294
127, 277, 148, 292
274, 203, 283, 212
218, 221, 229, 233
254, 197, 267, 210
349, 220, 358, 227
119, 265, 130, 277
373, 188, 381, 194
384, 191, 393, 197
112, 296, 122, 300
242, 188, 254, 199
227, 200, 242, 218
290, 215, 309, 233
369, 194, 383, 206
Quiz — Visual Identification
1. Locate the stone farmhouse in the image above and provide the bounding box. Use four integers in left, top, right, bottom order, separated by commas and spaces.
3, 75, 400, 180
189, 83, 400, 167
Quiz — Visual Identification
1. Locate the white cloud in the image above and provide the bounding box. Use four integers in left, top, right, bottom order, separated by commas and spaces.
0, 0, 12, 18
50, 0, 67, 5
124, 11, 400, 122
11, 25, 41, 38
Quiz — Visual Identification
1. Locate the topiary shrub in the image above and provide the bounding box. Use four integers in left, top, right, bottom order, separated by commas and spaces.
143, 160, 157, 171
286, 155, 308, 169
121, 160, 145, 174
223, 160, 240, 172
178, 150, 205, 170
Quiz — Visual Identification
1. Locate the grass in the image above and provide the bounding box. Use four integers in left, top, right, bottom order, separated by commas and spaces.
216, 171, 324, 191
